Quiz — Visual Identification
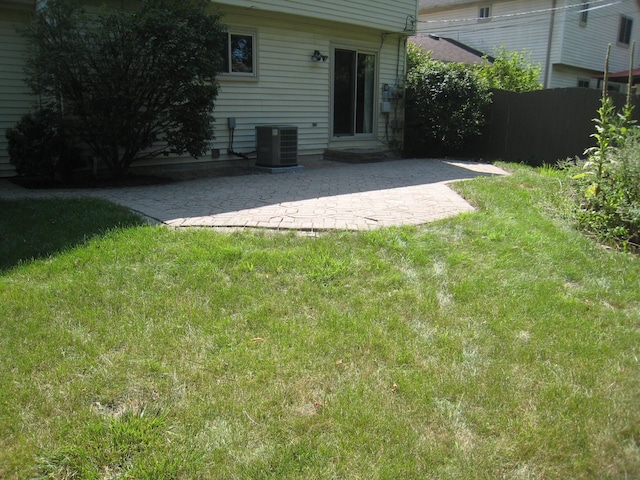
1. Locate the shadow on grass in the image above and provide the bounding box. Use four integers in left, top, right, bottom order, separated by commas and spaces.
0, 197, 146, 273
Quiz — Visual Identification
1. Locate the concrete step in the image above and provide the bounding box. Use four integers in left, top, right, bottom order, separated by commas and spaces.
323, 148, 388, 164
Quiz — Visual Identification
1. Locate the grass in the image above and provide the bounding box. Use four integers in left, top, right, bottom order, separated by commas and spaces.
0, 197, 144, 272
1, 164, 639, 479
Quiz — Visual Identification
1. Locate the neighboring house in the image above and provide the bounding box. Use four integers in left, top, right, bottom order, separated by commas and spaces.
0, 0, 418, 177
418, 0, 640, 89
410, 34, 493, 64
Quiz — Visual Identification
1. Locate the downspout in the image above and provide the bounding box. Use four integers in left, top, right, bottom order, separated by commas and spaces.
543, 0, 557, 89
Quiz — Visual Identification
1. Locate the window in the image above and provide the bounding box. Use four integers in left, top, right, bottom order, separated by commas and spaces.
478, 6, 491, 21
618, 15, 633, 46
579, 1, 589, 26
219, 31, 256, 75
333, 49, 376, 136
577, 78, 590, 88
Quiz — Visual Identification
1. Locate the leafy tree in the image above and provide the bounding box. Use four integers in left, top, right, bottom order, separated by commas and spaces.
24, 0, 226, 179
477, 46, 542, 92
405, 43, 491, 155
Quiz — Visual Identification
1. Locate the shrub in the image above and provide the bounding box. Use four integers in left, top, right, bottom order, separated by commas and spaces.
476, 46, 542, 92
24, 0, 226, 179
405, 43, 491, 156
6, 108, 84, 181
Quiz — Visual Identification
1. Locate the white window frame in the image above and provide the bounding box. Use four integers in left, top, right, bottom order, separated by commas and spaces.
219, 29, 258, 80
478, 6, 492, 22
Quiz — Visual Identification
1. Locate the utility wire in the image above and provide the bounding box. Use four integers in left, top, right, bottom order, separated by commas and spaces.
417, 17, 550, 36
416, 1, 630, 36
418, 0, 622, 26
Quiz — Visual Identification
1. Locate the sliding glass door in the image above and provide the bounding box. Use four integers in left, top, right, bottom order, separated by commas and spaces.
333, 48, 376, 136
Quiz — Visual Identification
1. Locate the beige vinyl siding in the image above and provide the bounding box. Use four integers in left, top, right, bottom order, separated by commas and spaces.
420, 0, 640, 89
214, 16, 329, 160
0, 8, 34, 177
0, 1, 412, 174
212, 0, 417, 34
419, 0, 553, 85
202, 6, 407, 163
125, 5, 408, 171
559, 0, 640, 74
419, 0, 481, 8
549, 63, 599, 88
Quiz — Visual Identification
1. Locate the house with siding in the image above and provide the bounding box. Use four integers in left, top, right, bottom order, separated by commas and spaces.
418, 0, 640, 90
0, 0, 418, 177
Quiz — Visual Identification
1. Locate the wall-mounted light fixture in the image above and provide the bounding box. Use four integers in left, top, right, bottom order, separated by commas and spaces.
311, 50, 329, 62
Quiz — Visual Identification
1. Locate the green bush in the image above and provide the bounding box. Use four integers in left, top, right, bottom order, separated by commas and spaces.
476, 46, 542, 92
571, 95, 640, 250
405, 43, 491, 156
24, 0, 226, 179
6, 108, 84, 181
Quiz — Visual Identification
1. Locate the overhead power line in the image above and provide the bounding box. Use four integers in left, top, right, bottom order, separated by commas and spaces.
418, 0, 622, 26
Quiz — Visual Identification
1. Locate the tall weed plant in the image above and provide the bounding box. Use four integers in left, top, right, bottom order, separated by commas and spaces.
571, 45, 640, 250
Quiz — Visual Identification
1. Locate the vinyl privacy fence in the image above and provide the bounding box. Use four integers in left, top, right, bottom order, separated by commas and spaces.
405, 88, 640, 165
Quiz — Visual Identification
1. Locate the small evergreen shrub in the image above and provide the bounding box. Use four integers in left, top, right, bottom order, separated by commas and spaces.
6, 108, 84, 181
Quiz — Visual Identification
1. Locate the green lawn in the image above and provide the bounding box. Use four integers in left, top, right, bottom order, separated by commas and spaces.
1, 164, 639, 479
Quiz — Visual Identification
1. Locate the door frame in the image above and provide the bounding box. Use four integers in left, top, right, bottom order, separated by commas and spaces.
330, 44, 379, 140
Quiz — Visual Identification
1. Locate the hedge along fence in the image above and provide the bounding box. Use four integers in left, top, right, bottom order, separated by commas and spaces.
405, 87, 640, 165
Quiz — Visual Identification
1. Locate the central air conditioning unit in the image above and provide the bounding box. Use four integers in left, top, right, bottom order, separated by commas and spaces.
255, 125, 298, 167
